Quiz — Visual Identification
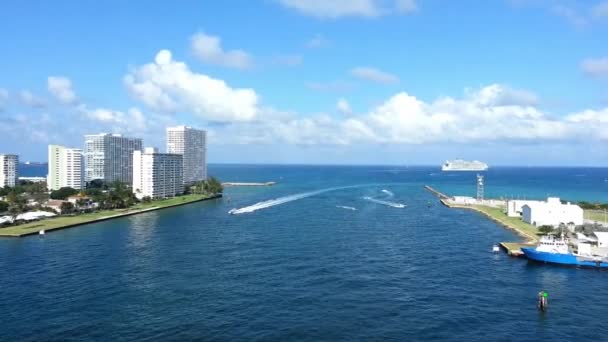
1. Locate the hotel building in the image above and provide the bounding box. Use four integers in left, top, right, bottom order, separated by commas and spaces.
132, 147, 184, 199
84, 133, 142, 184
166, 126, 207, 184
0, 154, 18, 188
47, 145, 84, 190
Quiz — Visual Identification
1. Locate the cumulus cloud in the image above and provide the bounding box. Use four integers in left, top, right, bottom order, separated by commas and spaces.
351, 67, 400, 84
581, 57, 608, 78
0, 88, 8, 110
190, 32, 253, 69
19, 90, 47, 108
306, 34, 330, 48
395, 0, 417, 13
278, 0, 417, 18
551, 5, 587, 28
124, 49, 259, 122
592, 2, 608, 18
336, 98, 352, 115
48, 76, 78, 104
274, 54, 303, 66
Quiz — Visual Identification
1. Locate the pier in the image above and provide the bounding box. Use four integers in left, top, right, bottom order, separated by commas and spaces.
222, 182, 276, 187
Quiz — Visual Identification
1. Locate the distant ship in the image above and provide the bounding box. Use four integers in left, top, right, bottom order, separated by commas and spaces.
522, 235, 608, 268
441, 160, 488, 171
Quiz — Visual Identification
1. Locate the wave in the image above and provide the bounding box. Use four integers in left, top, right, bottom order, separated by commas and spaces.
363, 196, 407, 208
336, 205, 357, 211
229, 185, 366, 215
381, 189, 394, 197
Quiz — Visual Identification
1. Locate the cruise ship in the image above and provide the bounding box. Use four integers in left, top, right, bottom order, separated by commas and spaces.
441, 160, 488, 171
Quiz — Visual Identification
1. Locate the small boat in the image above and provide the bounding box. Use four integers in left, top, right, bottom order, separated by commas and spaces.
522, 234, 608, 268
492, 245, 500, 253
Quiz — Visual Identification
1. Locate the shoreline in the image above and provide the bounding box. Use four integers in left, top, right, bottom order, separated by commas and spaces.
0, 194, 222, 238
440, 199, 539, 243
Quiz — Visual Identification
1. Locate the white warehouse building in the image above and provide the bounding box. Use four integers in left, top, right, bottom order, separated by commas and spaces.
132, 147, 184, 200
506, 200, 541, 217
521, 197, 584, 227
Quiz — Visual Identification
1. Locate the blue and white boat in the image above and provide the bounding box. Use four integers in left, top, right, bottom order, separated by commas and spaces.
521, 235, 608, 268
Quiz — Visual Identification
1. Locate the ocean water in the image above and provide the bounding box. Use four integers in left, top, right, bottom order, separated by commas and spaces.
1, 165, 608, 341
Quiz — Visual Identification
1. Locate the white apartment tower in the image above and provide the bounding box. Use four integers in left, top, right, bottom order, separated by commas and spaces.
47, 145, 84, 190
166, 126, 207, 184
132, 147, 184, 199
0, 154, 18, 188
84, 133, 143, 184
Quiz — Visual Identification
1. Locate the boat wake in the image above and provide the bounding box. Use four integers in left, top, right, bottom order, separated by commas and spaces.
336, 205, 357, 211
229, 185, 365, 215
363, 196, 406, 208
381, 189, 394, 197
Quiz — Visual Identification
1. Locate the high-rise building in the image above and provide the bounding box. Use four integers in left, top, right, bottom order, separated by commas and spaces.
47, 145, 84, 190
132, 147, 184, 199
166, 125, 207, 184
0, 154, 18, 188
84, 133, 143, 184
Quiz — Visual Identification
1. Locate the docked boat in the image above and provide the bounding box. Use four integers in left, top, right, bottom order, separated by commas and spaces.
441, 160, 488, 171
521, 235, 608, 268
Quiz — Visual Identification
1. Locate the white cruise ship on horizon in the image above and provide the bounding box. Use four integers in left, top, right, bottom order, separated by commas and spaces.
442, 160, 488, 171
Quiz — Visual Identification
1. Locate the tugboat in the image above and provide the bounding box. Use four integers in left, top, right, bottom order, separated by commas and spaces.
521, 234, 608, 268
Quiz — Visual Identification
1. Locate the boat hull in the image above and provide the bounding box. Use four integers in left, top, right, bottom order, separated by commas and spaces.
521, 248, 608, 268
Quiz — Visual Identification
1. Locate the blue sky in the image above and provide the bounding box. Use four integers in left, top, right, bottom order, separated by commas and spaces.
0, 0, 607, 165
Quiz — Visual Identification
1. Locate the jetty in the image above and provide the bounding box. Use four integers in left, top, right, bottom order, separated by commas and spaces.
424, 185, 539, 256
222, 182, 276, 187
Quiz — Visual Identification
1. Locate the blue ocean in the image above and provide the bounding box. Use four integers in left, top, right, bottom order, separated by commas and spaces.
2, 164, 608, 341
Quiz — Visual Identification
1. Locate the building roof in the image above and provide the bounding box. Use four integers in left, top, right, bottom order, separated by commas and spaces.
593, 232, 608, 242
46, 199, 68, 207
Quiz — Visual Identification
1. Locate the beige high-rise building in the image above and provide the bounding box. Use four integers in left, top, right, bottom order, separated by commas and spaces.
166, 126, 207, 184
47, 145, 84, 190
132, 147, 184, 199
0, 154, 18, 188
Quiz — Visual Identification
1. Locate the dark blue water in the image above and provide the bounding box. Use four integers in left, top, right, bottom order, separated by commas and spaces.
1, 165, 608, 341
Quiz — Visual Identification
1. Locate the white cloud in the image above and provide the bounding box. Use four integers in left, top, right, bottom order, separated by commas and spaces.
466, 84, 538, 106
551, 5, 587, 28
19, 90, 47, 108
592, 2, 608, 17
190, 32, 253, 69
351, 67, 400, 84
274, 54, 303, 66
0, 88, 8, 110
581, 57, 608, 78
124, 49, 259, 122
395, 0, 417, 13
306, 34, 330, 48
279, 0, 418, 18
279, 0, 383, 18
336, 98, 352, 115
48, 76, 77, 104
306, 81, 353, 92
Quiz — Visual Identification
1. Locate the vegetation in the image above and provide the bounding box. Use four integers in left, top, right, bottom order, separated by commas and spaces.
0, 201, 8, 213
538, 225, 554, 235
189, 176, 223, 195
60, 202, 75, 214
468, 205, 539, 242
50, 187, 79, 200
578, 201, 608, 210
0, 194, 217, 237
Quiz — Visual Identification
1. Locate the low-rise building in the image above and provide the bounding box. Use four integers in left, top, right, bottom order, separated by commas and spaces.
521, 197, 583, 227
506, 200, 539, 217
132, 147, 184, 199
45, 199, 69, 214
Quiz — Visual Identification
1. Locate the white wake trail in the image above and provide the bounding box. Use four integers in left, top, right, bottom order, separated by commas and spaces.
229, 185, 364, 215
363, 196, 407, 208
336, 205, 357, 211
381, 189, 394, 197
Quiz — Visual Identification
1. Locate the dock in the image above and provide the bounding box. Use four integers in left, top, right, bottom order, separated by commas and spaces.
500, 242, 535, 257
222, 182, 276, 187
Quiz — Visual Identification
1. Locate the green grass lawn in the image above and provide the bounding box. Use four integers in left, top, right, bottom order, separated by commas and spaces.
472, 205, 539, 242
0, 194, 218, 237
585, 210, 608, 223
